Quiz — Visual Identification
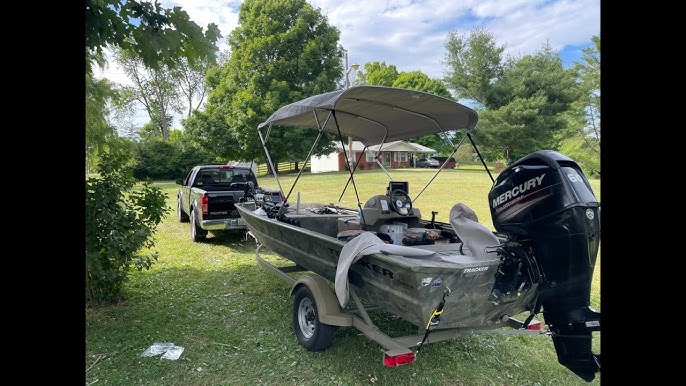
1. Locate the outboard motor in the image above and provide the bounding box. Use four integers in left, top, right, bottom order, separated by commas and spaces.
488, 150, 600, 382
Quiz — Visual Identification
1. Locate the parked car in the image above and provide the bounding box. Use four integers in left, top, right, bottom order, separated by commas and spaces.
415, 157, 439, 168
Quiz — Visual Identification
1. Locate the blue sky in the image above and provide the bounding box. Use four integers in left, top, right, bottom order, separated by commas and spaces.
95, 0, 600, 127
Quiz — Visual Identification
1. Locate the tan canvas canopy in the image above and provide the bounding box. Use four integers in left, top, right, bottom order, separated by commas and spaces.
257, 86, 478, 147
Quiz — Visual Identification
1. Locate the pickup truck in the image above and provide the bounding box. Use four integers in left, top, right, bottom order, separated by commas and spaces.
177, 164, 273, 242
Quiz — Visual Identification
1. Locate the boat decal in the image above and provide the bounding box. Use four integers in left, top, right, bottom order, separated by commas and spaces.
430, 278, 443, 287
357, 259, 394, 279
491, 173, 545, 209
463, 266, 489, 276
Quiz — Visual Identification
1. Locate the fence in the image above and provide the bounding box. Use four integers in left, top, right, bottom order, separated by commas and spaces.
255, 161, 310, 177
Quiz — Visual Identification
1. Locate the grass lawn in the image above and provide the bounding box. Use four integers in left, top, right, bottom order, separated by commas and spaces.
86, 168, 600, 385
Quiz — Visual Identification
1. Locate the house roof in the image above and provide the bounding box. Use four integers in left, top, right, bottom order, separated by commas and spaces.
335, 140, 435, 153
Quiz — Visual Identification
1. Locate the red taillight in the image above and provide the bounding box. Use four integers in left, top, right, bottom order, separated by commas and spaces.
383, 351, 415, 367
201, 194, 209, 215
526, 320, 542, 330
280, 194, 285, 202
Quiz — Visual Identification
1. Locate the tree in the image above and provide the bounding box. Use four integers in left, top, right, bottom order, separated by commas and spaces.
560, 35, 600, 176
115, 48, 181, 141
172, 57, 212, 118
184, 0, 341, 168
86, 74, 119, 173
443, 28, 505, 106
444, 30, 579, 163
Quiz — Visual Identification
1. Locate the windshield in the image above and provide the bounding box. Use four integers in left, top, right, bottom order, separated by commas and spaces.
196, 168, 257, 186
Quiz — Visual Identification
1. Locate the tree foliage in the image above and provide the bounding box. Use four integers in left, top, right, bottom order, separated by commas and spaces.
444, 30, 580, 163
115, 48, 181, 141
86, 73, 119, 172
356, 62, 454, 154
85, 0, 221, 75
85, 142, 168, 304
184, 0, 341, 167
443, 28, 505, 106
131, 134, 217, 180
560, 35, 600, 176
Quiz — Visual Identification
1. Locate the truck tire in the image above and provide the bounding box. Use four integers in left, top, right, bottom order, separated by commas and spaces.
177, 198, 189, 223
190, 209, 207, 242
292, 285, 335, 351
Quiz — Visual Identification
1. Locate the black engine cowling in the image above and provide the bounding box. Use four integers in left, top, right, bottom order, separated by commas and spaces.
488, 150, 600, 381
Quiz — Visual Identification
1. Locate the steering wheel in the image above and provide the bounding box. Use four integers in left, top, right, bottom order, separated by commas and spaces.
390, 189, 413, 216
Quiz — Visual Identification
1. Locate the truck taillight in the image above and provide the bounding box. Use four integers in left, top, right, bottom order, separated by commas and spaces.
201, 194, 209, 215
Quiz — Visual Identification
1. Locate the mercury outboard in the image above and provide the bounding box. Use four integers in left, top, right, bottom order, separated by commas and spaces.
488, 150, 601, 381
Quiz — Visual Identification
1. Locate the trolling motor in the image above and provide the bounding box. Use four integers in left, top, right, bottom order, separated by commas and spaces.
488, 150, 601, 382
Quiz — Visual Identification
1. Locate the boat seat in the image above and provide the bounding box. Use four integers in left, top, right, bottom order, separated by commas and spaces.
449, 203, 500, 260
337, 217, 361, 233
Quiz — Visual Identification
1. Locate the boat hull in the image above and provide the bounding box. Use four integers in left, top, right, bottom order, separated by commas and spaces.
237, 204, 538, 330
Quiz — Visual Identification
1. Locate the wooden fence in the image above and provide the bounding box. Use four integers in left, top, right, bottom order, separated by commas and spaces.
255, 161, 310, 176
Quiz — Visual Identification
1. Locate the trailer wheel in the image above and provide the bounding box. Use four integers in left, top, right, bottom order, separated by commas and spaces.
292, 285, 335, 351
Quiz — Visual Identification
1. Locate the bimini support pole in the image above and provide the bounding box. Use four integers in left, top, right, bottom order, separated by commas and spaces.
256, 123, 286, 198
278, 111, 333, 217
467, 132, 495, 184
413, 129, 471, 202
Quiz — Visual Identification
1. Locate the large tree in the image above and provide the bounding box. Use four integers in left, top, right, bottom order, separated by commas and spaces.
444, 29, 579, 163
184, 0, 341, 167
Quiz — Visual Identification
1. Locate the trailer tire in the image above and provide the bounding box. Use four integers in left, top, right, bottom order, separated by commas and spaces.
293, 285, 335, 351
190, 209, 207, 242
177, 198, 189, 223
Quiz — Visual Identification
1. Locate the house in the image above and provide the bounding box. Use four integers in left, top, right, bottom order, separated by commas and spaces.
310, 140, 436, 173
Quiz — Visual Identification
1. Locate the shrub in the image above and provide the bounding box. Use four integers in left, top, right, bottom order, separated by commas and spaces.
86, 147, 168, 304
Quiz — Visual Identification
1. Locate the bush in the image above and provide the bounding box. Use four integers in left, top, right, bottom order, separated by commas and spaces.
86, 148, 168, 304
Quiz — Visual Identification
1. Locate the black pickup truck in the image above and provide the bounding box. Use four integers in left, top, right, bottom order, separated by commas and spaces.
177, 164, 270, 242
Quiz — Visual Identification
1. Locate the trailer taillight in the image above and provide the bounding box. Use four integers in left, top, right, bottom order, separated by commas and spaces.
201, 194, 209, 215
383, 350, 415, 367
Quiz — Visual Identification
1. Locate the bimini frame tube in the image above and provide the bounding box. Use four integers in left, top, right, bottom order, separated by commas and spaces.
412, 129, 471, 202
278, 111, 332, 216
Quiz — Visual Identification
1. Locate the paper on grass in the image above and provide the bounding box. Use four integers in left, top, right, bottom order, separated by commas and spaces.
141, 342, 185, 360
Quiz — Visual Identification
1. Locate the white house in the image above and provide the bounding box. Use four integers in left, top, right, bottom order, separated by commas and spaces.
310, 141, 436, 173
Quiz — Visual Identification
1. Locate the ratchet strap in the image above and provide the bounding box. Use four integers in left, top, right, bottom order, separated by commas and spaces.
416, 287, 451, 355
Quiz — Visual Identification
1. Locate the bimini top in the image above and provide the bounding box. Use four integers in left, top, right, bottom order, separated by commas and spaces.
257, 86, 479, 147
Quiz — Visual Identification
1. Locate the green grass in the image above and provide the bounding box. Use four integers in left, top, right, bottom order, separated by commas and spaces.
86, 169, 600, 385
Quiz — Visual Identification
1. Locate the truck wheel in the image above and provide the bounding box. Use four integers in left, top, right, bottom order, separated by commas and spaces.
190, 209, 207, 242
292, 285, 335, 351
177, 199, 189, 223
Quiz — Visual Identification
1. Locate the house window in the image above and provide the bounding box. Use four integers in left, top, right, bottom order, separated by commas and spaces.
394, 152, 408, 162
366, 151, 376, 162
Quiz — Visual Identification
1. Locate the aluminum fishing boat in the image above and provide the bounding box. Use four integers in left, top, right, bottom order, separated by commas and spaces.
236, 86, 600, 381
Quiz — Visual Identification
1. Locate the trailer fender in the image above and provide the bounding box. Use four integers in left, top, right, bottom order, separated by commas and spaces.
291, 274, 353, 327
